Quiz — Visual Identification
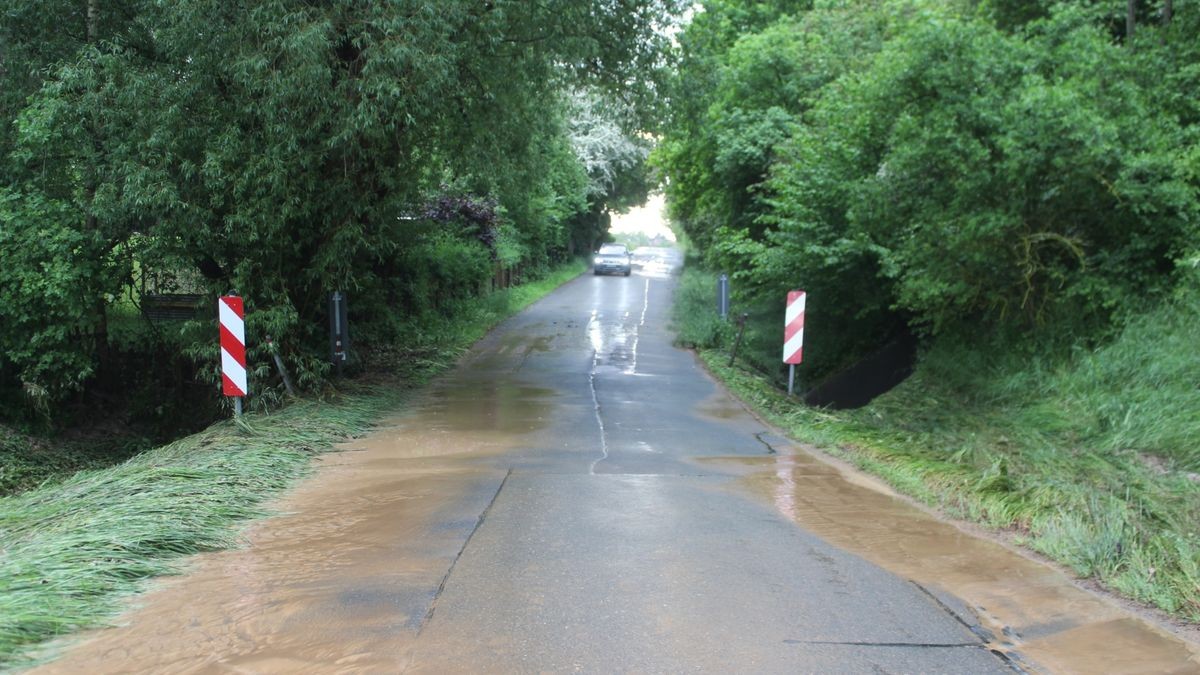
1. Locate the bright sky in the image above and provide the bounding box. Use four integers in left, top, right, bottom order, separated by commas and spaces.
609, 193, 676, 242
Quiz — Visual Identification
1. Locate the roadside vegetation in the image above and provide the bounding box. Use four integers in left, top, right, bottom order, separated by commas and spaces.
0, 1, 678, 668
657, 0, 1198, 381
0, 0, 681, 441
675, 265, 1200, 620
0, 261, 585, 669
661, 0, 1200, 622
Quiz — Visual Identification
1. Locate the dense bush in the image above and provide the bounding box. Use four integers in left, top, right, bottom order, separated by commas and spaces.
661, 2, 1200, 618
656, 0, 1200, 378
0, 0, 682, 424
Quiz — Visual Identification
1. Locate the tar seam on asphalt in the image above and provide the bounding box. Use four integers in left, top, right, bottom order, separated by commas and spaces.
781, 640, 1029, 673
752, 432, 779, 455
417, 468, 513, 634
909, 580, 996, 643
908, 581, 1029, 674
784, 640, 982, 648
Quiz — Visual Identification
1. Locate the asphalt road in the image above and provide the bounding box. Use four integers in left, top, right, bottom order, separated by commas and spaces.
39, 253, 1017, 673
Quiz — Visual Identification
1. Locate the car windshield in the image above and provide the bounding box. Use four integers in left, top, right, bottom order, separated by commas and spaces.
599, 245, 627, 255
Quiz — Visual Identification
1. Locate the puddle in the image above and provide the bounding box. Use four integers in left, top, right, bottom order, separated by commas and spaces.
695, 392, 749, 421
586, 280, 651, 474
585, 278, 650, 376
29, 256, 1195, 674
30, 466, 498, 674
343, 363, 555, 461
483, 331, 556, 373
723, 452, 1200, 674
415, 382, 553, 434
30, 339, 560, 674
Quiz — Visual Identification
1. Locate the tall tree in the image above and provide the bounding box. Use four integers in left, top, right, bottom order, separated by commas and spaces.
0, 0, 685, 412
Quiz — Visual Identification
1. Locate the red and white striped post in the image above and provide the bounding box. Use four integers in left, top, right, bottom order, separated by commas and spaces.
783, 290, 805, 396
219, 295, 248, 416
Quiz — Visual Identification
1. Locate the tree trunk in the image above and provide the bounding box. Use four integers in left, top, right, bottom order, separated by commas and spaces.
87, 0, 109, 365
1163, 0, 1172, 24
1126, 0, 1136, 45
87, 0, 99, 43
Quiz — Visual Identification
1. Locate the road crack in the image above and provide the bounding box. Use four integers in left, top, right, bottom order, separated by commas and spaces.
417, 468, 513, 634
908, 581, 1029, 673
784, 640, 981, 648
753, 432, 779, 455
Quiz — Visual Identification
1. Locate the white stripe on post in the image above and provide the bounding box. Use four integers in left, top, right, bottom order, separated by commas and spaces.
221, 347, 248, 395
219, 295, 248, 398
785, 293, 805, 325
783, 290, 805, 365
783, 329, 804, 363
219, 298, 245, 343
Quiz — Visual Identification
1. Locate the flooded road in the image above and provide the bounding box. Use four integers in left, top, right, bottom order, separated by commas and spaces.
33, 249, 1200, 673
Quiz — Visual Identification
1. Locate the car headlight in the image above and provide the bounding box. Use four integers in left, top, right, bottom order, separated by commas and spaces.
594, 257, 602, 264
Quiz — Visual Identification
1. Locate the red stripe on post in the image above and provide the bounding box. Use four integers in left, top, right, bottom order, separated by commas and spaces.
220, 295, 244, 318
219, 295, 248, 398
783, 290, 805, 365
218, 324, 247, 368
221, 373, 246, 398
784, 314, 805, 342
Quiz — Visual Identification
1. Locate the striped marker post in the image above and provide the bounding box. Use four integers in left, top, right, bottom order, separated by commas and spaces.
783, 290, 805, 396
219, 295, 248, 416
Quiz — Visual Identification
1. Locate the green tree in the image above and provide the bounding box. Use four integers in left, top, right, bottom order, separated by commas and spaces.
654, 0, 888, 257
0, 0, 685, 416
658, 0, 1199, 376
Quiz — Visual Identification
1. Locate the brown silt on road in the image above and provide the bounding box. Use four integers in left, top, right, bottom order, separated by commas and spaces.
32, 249, 1200, 673
722, 450, 1200, 674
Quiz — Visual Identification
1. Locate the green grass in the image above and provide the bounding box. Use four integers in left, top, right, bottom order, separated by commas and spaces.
674, 265, 1200, 621
0, 430, 151, 496
0, 259, 586, 669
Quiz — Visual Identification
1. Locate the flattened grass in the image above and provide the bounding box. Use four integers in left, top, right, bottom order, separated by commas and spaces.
0, 396, 391, 666
0, 260, 585, 669
0, 429, 153, 497
674, 266, 1200, 621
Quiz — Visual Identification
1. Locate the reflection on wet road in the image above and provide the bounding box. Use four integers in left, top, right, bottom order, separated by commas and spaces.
34, 248, 1200, 674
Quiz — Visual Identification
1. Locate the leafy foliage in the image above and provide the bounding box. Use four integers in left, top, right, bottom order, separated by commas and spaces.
0, 0, 682, 422
662, 0, 1200, 622
423, 191, 502, 258
678, 269, 1200, 621
658, 0, 1200, 376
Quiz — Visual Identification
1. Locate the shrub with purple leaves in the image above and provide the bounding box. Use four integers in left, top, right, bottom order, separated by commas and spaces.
423, 189, 500, 259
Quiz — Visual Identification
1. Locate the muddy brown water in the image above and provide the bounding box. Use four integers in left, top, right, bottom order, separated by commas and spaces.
36, 391, 1200, 673
25, 268, 1200, 674
716, 447, 1200, 674
28, 339, 560, 673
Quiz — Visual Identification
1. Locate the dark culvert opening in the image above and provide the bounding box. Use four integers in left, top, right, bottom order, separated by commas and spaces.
802, 330, 918, 410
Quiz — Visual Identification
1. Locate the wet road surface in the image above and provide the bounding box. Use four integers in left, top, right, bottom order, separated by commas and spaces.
34, 251, 1200, 673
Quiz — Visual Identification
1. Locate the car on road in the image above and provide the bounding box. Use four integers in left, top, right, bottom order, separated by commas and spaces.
593, 243, 632, 276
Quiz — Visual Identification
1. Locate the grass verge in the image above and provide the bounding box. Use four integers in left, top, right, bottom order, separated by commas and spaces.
0, 259, 586, 669
0, 431, 151, 498
673, 265, 1200, 622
